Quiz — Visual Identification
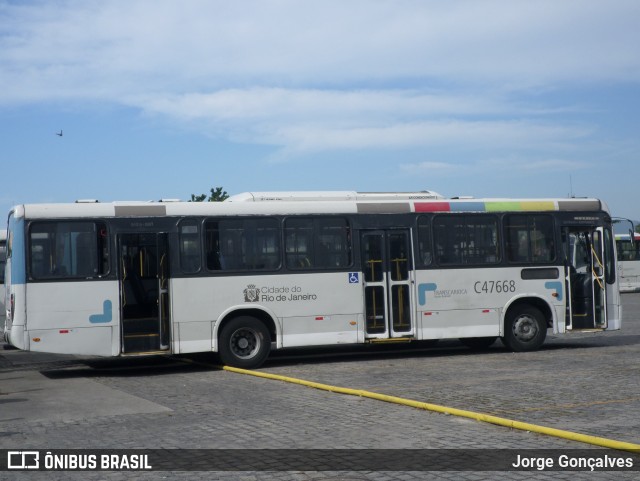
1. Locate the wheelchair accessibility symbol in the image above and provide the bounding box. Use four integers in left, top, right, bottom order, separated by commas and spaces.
348, 272, 360, 284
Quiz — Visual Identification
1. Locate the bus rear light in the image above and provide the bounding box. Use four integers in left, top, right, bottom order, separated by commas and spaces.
9, 294, 14, 322
59, 330, 70, 334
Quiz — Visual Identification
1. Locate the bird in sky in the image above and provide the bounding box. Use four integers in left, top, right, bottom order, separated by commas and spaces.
56, 130, 63, 137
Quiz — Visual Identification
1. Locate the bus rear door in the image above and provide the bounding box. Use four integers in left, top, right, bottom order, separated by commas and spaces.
118, 233, 170, 353
361, 229, 415, 340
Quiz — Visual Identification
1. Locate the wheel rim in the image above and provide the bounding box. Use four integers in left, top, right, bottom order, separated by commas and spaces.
512, 314, 539, 342
229, 327, 262, 360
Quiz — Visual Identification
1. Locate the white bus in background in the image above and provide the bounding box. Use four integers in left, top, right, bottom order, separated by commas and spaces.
615, 232, 640, 293
3, 192, 621, 368
0, 230, 6, 334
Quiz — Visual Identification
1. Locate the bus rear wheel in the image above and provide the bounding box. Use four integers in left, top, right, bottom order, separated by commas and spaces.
219, 316, 271, 369
502, 305, 547, 352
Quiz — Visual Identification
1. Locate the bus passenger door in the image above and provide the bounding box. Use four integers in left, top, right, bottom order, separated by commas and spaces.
158, 234, 170, 349
118, 233, 171, 353
361, 230, 415, 339
564, 227, 607, 330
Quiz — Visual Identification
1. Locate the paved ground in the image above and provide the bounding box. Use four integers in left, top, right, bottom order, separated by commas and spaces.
1, 295, 639, 480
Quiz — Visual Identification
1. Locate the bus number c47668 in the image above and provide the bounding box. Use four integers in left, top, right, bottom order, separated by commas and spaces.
474, 280, 516, 294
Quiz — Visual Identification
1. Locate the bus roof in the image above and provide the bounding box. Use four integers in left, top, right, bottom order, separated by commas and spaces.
10, 194, 607, 219
226, 191, 444, 202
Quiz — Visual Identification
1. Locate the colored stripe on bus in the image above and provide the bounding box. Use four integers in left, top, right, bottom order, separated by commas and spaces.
414, 202, 452, 212
485, 201, 556, 212
414, 201, 558, 213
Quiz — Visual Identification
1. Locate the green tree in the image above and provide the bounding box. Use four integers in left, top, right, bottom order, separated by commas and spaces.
190, 186, 229, 202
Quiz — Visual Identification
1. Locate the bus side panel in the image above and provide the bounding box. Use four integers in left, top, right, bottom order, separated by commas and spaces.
415, 267, 563, 340
26, 281, 120, 356
420, 309, 500, 339
171, 273, 363, 351
607, 281, 622, 331
619, 260, 640, 292
6, 284, 27, 349
173, 321, 212, 354
172, 277, 241, 354
29, 327, 113, 356
278, 273, 362, 348
552, 303, 566, 333
281, 314, 360, 347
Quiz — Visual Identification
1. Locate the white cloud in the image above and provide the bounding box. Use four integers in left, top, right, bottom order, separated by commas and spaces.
139, 88, 505, 122
1, 0, 639, 105
0, 1, 634, 168
400, 156, 590, 183
135, 88, 594, 156
268, 119, 591, 153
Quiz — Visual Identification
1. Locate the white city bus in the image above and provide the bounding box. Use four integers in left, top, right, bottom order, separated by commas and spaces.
615, 232, 640, 293
3, 192, 621, 368
0, 230, 6, 332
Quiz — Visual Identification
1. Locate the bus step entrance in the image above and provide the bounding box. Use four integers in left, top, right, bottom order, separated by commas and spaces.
367, 337, 413, 344
122, 318, 164, 353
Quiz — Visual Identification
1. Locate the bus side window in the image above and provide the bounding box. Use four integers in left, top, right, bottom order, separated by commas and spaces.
179, 221, 201, 273
205, 218, 281, 272
29, 221, 107, 279
416, 216, 433, 266
75, 233, 96, 277
504, 214, 555, 264
433, 215, 499, 266
285, 217, 351, 270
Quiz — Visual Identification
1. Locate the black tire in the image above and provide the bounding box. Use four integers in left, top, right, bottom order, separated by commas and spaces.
459, 337, 497, 350
218, 316, 271, 369
502, 305, 547, 352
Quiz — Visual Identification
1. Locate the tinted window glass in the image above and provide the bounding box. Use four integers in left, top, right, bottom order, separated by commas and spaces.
29, 222, 109, 279
205, 218, 280, 271
179, 221, 201, 273
504, 215, 555, 264
285, 217, 352, 270
433, 215, 500, 265
416, 216, 433, 266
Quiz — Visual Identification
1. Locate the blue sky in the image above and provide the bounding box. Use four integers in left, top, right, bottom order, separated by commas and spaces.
1, 0, 639, 220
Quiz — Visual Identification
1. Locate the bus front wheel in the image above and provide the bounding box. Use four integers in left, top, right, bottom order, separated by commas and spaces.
502, 305, 547, 352
218, 316, 271, 369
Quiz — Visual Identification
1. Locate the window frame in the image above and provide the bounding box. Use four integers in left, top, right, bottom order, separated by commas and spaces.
204, 216, 282, 273
28, 220, 110, 280
503, 214, 557, 265
284, 216, 353, 271
432, 214, 501, 266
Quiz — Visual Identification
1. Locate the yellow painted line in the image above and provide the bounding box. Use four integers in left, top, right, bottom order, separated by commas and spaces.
222, 365, 640, 453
